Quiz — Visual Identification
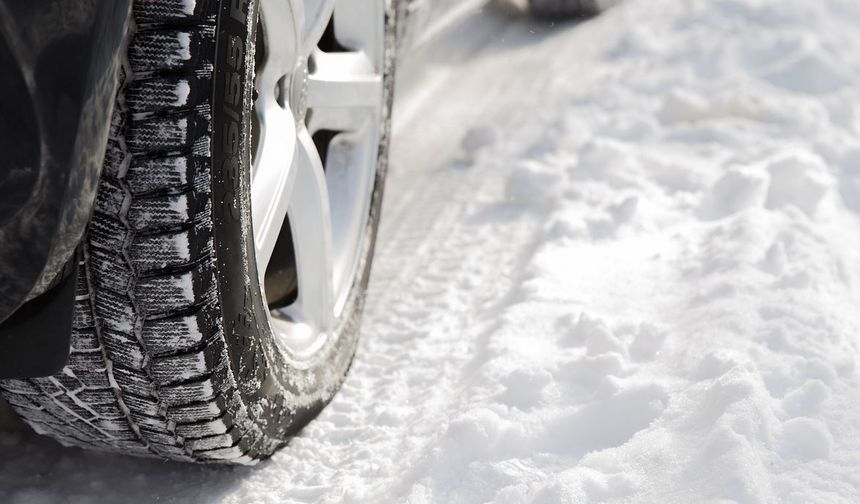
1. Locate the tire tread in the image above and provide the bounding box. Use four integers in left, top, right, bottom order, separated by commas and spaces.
0, 1, 257, 464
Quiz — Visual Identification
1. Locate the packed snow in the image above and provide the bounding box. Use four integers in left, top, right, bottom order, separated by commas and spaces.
4, 0, 860, 502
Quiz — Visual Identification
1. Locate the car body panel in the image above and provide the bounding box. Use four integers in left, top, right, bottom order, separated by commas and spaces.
0, 0, 132, 325
0, 269, 76, 378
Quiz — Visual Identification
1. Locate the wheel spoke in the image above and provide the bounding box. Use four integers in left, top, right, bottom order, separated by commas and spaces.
301, 0, 338, 55
259, 0, 301, 82
308, 52, 383, 109
326, 120, 380, 314
331, 0, 384, 63
282, 126, 335, 333
252, 0, 305, 275
306, 51, 383, 133
252, 102, 297, 275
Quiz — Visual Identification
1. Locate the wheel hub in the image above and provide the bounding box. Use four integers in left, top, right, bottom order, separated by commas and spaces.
289, 58, 309, 123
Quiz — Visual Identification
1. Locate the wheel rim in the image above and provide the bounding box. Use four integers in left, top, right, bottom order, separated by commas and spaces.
251, 0, 385, 359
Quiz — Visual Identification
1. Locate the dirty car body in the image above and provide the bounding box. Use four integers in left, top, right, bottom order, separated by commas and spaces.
0, 0, 134, 377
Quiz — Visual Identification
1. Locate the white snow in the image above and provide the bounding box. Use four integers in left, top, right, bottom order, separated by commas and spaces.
173, 79, 192, 107
4, 0, 860, 502
175, 32, 192, 61
182, 0, 197, 16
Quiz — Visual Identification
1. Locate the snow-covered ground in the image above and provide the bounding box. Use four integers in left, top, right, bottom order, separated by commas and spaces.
4, 0, 860, 502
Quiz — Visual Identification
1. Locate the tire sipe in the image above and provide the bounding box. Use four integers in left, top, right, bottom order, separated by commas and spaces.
0, 0, 397, 464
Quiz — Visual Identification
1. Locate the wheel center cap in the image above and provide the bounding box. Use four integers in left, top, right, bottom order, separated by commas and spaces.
290, 58, 309, 123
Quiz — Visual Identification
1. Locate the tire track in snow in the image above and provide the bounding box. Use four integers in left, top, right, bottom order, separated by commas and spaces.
263, 10, 574, 499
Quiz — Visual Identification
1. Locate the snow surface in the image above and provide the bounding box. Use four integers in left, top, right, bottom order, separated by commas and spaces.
4, 0, 860, 502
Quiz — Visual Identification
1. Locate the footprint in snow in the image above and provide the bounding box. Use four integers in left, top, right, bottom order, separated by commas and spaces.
460, 126, 499, 160
761, 49, 852, 95
558, 353, 627, 394
777, 417, 833, 460
498, 367, 553, 410
837, 147, 860, 212
557, 313, 617, 350
764, 150, 832, 217
779, 379, 829, 419
540, 383, 668, 459
629, 323, 668, 362
698, 167, 768, 221
587, 196, 639, 239
697, 149, 832, 222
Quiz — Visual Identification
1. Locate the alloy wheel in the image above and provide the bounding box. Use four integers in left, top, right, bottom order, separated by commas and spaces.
251, 0, 385, 360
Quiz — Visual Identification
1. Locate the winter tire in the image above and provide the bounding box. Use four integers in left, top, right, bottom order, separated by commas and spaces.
529, 0, 601, 18
0, 0, 396, 464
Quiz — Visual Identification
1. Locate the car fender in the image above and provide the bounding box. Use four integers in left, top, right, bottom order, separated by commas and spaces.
0, 0, 132, 377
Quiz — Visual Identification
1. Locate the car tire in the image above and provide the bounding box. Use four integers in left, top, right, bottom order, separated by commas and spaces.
529, 0, 601, 18
0, 0, 396, 464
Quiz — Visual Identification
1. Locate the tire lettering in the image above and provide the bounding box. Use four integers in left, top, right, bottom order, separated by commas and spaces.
222, 157, 239, 182
220, 1, 249, 225
230, 0, 247, 23
223, 121, 240, 154
224, 73, 242, 107
227, 35, 243, 69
